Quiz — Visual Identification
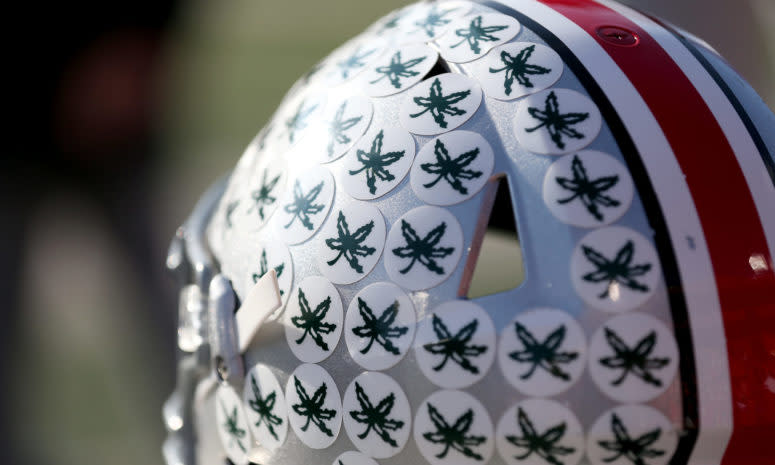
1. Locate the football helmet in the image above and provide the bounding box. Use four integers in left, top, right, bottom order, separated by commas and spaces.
163, 1, 775, 465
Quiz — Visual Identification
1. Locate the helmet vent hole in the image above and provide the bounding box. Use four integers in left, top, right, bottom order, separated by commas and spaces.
460, 174, 526, 299
422, 55, 451, 80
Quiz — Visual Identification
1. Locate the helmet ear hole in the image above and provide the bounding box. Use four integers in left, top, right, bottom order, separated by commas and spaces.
421, 55, 451, 81
460, 174, 526, 299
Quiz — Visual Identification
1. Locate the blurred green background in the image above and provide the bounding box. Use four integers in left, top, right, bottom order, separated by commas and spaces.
7, 1, 773, 465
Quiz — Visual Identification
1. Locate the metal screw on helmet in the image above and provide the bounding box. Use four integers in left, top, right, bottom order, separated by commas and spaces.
596, 25, 639, 46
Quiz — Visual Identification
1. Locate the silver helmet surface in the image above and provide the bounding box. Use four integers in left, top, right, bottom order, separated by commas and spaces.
164, 1, 775, 465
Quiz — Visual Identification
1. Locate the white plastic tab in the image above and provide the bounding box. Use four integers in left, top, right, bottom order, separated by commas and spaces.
235, 269, 282, 353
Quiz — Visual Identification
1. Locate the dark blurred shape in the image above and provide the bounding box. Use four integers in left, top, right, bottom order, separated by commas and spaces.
621, 0, 773, 106
4, 2, 178, 464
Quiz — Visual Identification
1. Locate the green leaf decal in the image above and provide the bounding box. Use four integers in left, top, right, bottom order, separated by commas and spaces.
506, 407, 575, 465
326, 101, 363, 158
509, 322, 579, 381
371, 50, 428, 89
423, 314, 487, 374
348, 129, 406, 195
349, 382, 405, 447
556, 154, 620, 222
324, 211, 376, 273
283, 179, 325, 230
599, 328, 670, 387
290, 288, 336, 351
422, 403, 486, 460
247, 374, 283, 441
302, 63, 324, 84
581, 240, 652, 299
225, 199, 240, 229
525, 91, 590, 149
291, 376, 336, 437
391, 219, 454, 275
414, 5, 459, 38
336, 45, 378, 80
257, 124, 272, 151
252, 249, 285, 295
451, 15, 509, 54
220, 401, 247, 453
597, 413, 664, 465
380, 10, 406, 32
420, 138, 482, 195
352, 297, 409, 355
410, 77, 472, 129
247, 170, 281, 220
285, 100, 318, 143
489, 44, 552, 95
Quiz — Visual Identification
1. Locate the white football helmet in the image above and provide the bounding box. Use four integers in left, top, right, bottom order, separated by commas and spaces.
163, 2, 775, 465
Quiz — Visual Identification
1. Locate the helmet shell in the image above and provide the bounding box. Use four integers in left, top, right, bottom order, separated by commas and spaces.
179, 1, 775, 465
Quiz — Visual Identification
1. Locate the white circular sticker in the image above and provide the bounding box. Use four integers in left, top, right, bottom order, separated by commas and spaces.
588, 312, 679, 403
437, 13, 521, 63
361, 44, 439, 97
213, 140, 261, 247
342, 372, 412, 458
342, 125, 416, 200
215, 384, 253, 465
285, 363, 343, 449
284, 276, 343, 363
497, 308, 587, 397
495, 398, 585, 465
384, 206, 464, 291
327, 39, 388, 86
404, 2, 472, 41
414, 390, 494, 465
570, 226, 662, 313
279, 94, 327, 147
410, 130, 495, 205
400, 73, 483, 135
371, 5, 413, 36
243, 364, 288, 451
243, 241, 293, 311
344, 282, 416, 371
586, 405, 677, 465
543, 150, 635, 228
332, 451, 380, 465
316, 94, 373, 163
244, 156, 287, 231
476, 42, 564, 101
414, 300, 496, 389
513, 88, 602, 155
275, 167, 335, 244
254, 122, 274, 154
317, 202, 386, 284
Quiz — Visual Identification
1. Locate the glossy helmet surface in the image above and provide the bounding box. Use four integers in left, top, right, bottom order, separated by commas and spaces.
163, 1, 775, 465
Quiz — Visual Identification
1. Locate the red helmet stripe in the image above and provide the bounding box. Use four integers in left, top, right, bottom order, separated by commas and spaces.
528, 0, 775, 462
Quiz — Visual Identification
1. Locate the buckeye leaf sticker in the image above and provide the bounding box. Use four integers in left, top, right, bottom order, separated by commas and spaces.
342, 125, 416, 200
400, 73, 482, 136
317, 201, 386, 284
437, 13, 521, 63
284, 276, 344, 363
410, 130, 495, 205
474, 42, 564, 101
384, 205, 464, 291
361, 44, 439, 97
